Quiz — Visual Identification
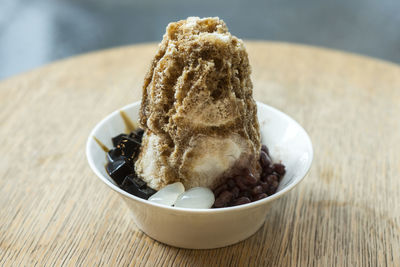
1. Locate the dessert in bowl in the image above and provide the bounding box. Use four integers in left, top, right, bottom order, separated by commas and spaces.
86, 17, 313, 248
86, 101, 313, 249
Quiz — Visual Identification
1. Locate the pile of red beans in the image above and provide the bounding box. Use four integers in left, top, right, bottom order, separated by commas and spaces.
212, 145, 286, 208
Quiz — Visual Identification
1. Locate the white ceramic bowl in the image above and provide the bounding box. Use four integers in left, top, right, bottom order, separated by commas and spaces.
86, 101, 313, 249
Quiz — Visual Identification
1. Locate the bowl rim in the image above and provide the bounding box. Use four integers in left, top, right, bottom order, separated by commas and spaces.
86, 101, 313, 214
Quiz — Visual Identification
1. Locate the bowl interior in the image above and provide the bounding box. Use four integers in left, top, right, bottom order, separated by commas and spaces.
86, 101, 313, 210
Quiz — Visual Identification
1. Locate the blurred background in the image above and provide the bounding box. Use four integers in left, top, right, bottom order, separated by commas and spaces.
1, 0, 400, 80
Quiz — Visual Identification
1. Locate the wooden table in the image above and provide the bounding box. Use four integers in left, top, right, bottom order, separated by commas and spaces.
1, 42, 399, 266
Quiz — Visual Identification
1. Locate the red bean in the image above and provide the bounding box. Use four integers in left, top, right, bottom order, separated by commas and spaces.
231, 187, 240, 198
243, 171, 257, 185
260, 151, 271, 168
251, 185, 263, 195
273, 163, 286, 176
260, 181, 268, 192
214, 191, 233, 208
271, 180, 279, 189
260, 172, 268, 181
239, 190, 251, 198
253, 193, 268, 201
261, 144, 269, 155
266, 183, 279, 195
262, 166, 274, 177
234, 176, 249, 191
266, 174, 278, 184
233, 197, 251, 206
227, 178, 236, 189
213, 184, 228, 197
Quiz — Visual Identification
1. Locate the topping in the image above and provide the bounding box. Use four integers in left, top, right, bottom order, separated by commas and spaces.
120, 174, 156, 200
105, 129, 156, 200
212, 145, 286, 208
104, 127, 285, 208
174, 187, 215, 209
106, 158, 134, 185
148, 182, 185, 206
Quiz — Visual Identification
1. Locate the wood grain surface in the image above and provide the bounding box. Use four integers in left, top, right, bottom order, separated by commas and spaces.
1, 42, 399, 266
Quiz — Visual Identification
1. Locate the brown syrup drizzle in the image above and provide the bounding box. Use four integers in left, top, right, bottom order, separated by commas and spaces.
93, 110, 138, 152
93, 136, 109, 152
119, 110, 137, 134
